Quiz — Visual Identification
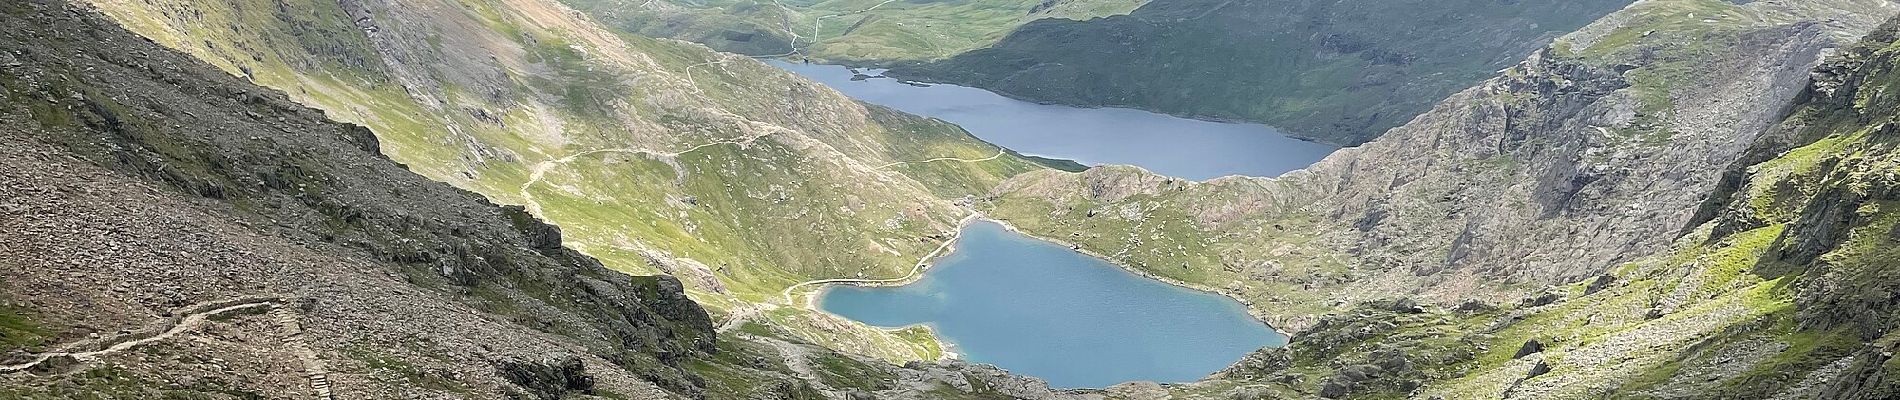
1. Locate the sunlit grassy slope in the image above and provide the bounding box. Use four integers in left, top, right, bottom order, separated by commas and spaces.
83, 0, 1047, 363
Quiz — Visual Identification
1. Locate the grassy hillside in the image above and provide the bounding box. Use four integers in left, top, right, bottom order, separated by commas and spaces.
558, 0, 1148, 62
80, 0, 1049, 363
887, 0, 1634, 145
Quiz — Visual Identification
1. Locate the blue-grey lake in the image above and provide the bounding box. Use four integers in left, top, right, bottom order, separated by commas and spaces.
770, 60, 1338, 180
819, 220, 1286, 388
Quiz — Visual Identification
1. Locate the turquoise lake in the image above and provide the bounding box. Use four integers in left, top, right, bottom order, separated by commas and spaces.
770, 60, 1336, 181
819, 221, 1287, 388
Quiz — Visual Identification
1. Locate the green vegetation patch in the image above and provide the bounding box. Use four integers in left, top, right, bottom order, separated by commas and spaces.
0, 303, 55, 354
811, 352, 898, 390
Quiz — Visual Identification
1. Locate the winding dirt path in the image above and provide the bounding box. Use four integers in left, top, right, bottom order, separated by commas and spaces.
747, 332, 840, 396
0, 299, 276, 373
681, 58, 733, 95
715, 303, 773, 333
516, 131, 778, 217
1, 299, 334, 398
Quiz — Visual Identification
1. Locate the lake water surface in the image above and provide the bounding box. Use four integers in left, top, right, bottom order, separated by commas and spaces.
770, 60, 1337, 180
820, 221, 1286, 388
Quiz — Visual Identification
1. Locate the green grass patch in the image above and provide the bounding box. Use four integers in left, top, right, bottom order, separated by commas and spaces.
0, 303, 54, 353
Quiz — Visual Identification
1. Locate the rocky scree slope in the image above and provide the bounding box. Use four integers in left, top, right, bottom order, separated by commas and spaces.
81, 0, 1054, 363
888, 0, 1635, 145
985, 0, 1900, 334
0, 2, 1107, 399
0, 0, 714, 397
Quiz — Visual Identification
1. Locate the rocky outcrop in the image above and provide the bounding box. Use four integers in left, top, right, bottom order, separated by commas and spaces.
498, 356, 597, 400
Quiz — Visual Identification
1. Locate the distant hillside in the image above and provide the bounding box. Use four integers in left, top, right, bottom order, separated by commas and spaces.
560, 0, 1148, 62
889, 0, 1634, 145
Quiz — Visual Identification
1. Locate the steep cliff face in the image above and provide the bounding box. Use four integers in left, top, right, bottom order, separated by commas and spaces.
1119, 13, 1900, 399
1289, 0, 1864, 292
1754, 21, 1900, 397
987, 0, 1900, 334
888, 0, 1635, 145
81, 0, 1054, 363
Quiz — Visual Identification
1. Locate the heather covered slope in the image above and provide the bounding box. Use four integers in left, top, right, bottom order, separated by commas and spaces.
888, 0, 1635, 145
80, 0, 1052, 362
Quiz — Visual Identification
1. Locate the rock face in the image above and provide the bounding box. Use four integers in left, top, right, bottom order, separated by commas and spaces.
1463, 15, 1900, 397
498, 356, 597, 400
1280, 0, 1875, 296
1765, 18, 1900, 399
890, 0, 1636, 145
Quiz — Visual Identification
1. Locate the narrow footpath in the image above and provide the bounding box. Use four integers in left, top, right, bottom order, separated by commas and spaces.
777, 214, 974, 305
0, 298, 334, 400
